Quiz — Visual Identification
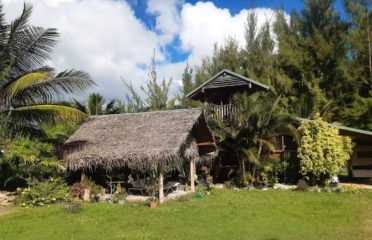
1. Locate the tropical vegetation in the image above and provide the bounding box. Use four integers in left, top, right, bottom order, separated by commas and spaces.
0, 3, 94, 138
0, 2, 92, 194
181, 0, 371, 131
0, 0, 368, 217
72, 93, 125, 115
208, 92, 297, 186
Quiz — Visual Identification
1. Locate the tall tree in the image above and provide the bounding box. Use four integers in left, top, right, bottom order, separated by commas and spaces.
339, 0, 372, 130
194, 38, 244, 86
122, 51, 172, 112
273, 1, 349, 120
141, 51, 172, 110
344, 0, 372, 88
0, 3, 94, 138
176, 64, 202, 108
122, 78, 145, 113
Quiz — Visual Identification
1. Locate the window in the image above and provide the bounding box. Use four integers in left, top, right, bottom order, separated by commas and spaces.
283, 135, 296, 151
357, 151, 372, 158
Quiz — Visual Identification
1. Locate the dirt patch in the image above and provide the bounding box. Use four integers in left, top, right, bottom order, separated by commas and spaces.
0, 191, 16, 205
339, 183, 372, 190
0, 206, 14, 216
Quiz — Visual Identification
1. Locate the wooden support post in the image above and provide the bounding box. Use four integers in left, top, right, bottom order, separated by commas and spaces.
159, 166, 164, 204
190, 158, 195, 192
80, 170, 87, 182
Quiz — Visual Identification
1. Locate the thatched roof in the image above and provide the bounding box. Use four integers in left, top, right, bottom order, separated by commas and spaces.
63, 108, 216, 171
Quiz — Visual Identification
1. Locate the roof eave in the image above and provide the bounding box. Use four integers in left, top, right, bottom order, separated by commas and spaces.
186, 69, 270, 99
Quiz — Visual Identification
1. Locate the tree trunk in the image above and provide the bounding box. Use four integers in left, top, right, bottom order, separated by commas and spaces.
253, 141, 263, 180
367, 3, 372, 86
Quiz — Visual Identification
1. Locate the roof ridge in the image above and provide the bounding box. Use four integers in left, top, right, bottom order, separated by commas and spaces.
92, 108, 203, 118
296, 117, 372, 137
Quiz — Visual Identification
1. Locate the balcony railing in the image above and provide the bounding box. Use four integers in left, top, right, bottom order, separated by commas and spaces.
204, 104, 236, 121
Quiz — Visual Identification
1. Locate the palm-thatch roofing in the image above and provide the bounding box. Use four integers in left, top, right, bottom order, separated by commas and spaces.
63, 108, 216, 171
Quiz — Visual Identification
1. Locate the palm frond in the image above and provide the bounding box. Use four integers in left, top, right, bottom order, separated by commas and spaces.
4, 72, 50, 100
12, 105, 88, 122
86, 93, 104, 115
12, 69, 94, 104
242, 147, 259, 165
9, 3, 32, 40
12, 27, 59, 75
258, 138, 276, 152
0, 4, 8, 46
71, 98, 87, 113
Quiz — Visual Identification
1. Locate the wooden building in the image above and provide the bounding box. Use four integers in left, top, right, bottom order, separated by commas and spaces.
187, 69, 270, 121
338, 126, 372, 178
188, 69, 372, 179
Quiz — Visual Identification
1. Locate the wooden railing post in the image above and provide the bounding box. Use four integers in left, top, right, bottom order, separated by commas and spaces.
204, 104, 236, 122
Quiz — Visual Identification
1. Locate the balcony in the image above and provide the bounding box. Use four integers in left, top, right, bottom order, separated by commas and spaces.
204, 104, 236, 121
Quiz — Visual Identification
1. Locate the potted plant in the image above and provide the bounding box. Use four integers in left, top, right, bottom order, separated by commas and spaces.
204, 175, 213, 195
148, 197, 158, 208
195, 192, 204, 199
117, 193, 126, 205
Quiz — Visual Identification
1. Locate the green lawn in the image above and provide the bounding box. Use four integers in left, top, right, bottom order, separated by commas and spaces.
1, 189, 372, 240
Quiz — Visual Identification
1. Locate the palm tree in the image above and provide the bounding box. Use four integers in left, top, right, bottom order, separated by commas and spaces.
209, 92, 297, 185
72, 93, 125, 115
233, 92, 297, 182
0, 3, 94, 137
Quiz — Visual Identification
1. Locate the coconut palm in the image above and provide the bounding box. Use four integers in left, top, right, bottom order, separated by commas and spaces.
0, 3, 94, 137
72, 93, 125, 115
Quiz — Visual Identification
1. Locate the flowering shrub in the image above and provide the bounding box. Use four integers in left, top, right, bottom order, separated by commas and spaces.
16, 178, 71, 207
297, 115, 353, 185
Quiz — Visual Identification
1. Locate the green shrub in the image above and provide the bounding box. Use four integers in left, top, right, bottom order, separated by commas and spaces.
1, 138, 61, 190
297, 115, 353, 185
16, 178, 71, 207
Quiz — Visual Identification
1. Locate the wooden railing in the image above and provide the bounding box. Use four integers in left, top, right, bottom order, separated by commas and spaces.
204, 104, 236, 121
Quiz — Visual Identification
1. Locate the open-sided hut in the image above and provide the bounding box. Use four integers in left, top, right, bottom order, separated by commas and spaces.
63, 108, 216, 203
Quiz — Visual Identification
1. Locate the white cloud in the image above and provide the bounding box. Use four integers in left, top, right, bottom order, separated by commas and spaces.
3, 0, 289, 102
179, 2, 283, 66
3, 0, 162, 100
146, 0, 183, 44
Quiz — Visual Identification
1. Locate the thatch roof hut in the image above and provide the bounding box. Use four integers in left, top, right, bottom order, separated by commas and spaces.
63, 108, 216, 172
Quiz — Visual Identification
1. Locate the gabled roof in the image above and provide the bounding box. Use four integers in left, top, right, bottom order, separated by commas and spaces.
63, 108, 216, 171
187, 69, 270, 99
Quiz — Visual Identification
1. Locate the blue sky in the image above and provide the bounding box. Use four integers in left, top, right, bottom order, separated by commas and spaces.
4, 0, 348, 100
127, 0, 346, 63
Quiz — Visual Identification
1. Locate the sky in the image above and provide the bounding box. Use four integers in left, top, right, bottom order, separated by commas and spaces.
3, 0, 345, 102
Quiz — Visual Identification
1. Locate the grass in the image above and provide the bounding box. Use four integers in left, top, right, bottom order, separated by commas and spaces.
1, 189, 372, 240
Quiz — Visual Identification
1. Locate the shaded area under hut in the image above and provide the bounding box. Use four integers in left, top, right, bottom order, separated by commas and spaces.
63, 108, 216, 203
